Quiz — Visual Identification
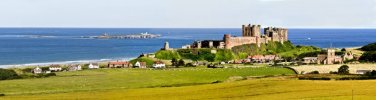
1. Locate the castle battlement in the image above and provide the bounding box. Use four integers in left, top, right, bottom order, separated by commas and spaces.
224, 24, 288, 49
183, 24, 289, 49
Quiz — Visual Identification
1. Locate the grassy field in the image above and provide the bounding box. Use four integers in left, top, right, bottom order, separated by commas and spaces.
290, 63, 376, 74
3, 77, 376, 100
0, 67, 294, 96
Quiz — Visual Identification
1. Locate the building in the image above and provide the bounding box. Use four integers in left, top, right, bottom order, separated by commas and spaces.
183, 24, 288, 49
108, 61, 133, 68
343, 51, 354, 61
153, 61, 165, 68
248, 54, 279, 63
134, 61, 147, 68
88, 63, 100, 69
161, 41, 173, 50
303, 48, 344, 65
356, 70, 372, 74
303, 57, 318, 64
33, 67, 42, 74
49, 65, 62, 72
68, 65, 82, 71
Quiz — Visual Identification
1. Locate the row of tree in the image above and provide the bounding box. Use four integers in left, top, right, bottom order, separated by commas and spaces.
360, 42, 376, 62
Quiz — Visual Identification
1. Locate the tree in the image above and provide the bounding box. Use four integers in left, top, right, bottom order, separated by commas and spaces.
0, 68, 19, 80
171, 58, 177, 66
338, 65, 350, 75
177, 59, 185, 67
341, 48, 346, 52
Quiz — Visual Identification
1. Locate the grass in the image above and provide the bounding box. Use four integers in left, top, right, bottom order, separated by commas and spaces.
3, 77, 376, 100
0, 67, 294, 96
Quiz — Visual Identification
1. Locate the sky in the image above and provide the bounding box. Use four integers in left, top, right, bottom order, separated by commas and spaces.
0, 0, 375, 28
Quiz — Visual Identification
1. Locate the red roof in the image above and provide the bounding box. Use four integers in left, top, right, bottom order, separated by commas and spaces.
154, 61, 164, 64
109, 61, 130, 65
251, 55, 265, 60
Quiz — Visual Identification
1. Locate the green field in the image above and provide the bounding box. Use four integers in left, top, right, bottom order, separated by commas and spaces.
0, 67, 294, 96
3, 67, 376, 100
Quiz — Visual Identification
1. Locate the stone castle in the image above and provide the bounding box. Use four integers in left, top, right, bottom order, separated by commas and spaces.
182, 24, 288, 49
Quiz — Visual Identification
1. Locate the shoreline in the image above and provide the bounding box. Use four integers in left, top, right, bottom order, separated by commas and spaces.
0, 57, 136, 68
0, 46, 364, 69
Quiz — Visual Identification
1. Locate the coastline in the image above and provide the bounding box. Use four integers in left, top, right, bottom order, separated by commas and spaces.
0, 57, 136, 68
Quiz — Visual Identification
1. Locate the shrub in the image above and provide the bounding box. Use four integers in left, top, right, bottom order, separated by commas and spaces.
155, 50, 180, 60
360, 51, 376, 62
0, 68, 19, 80
177, 59, 185, 67
360, 42, 376, 51
185, 63, 196, 67
0, 93, 4, 96
307, 71, 320, 74
129, 57, 155, 67
338, 65, 350, 75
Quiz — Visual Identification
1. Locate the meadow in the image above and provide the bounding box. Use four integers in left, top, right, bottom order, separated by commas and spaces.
0, 67, 294, 96
4, 77, 376, 100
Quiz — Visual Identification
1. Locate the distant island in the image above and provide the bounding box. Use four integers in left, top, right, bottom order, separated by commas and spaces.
89, 32, 161, 39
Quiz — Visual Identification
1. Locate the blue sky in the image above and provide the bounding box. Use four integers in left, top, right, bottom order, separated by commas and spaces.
0, 0, 375, 28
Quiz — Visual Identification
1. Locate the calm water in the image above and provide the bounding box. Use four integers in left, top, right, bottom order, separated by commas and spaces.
0, 28, 375, 67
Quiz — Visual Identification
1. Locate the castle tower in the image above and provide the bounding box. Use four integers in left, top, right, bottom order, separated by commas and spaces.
242, 24, 252, 37
251, 25, 261, 37
197, 41, 202, 49
224, 34, 231, 49
163, 41, 171, 50
209, 41, 214, 48
326, 48, 336, 64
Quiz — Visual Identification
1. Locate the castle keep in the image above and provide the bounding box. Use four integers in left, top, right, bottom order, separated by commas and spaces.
183, 24, 289, 49
224, 24, 288, 49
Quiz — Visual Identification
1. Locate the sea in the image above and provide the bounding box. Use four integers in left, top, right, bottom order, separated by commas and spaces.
0, 28, 375, 68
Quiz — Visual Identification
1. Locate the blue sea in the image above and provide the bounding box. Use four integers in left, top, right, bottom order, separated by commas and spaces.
0, 28, 375, 67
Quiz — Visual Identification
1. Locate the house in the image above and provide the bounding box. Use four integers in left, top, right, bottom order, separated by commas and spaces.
33, 67, 42, 74
303, 57, 318, 64
134, 61, 147, 68
88, 63, 100, 69
108, 61, 133, 68
343, 52, 354, 60
249, 55, 265, 63
49, 65, 62, 72
153, 61, 165, 68
304, 48, 344, 65
248, 55, 279, 63
68, 64, 82, 71
264, 55, 280, 63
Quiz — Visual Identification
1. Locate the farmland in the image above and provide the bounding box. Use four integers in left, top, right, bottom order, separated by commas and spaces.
0, 67, 294, 96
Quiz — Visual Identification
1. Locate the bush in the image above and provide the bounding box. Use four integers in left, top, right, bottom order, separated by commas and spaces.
0, 68, 19, 80
360, 42, 376, 51
185, 63, 196, 67
0, 93, 4, 96
155, 50, 180, 60
338, 65, 350, 75
307, 71, 320, 74
129, 57, 155, 67
360, 51, 376, 62
177, 59, 185, 67
177, 49, 216, 62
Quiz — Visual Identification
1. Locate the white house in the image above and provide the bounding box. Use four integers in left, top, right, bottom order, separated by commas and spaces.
153, 61, 165, 68
134, 61, 147, 68
49, 66, 62, 72
33, 67, 42, 74
88, 63, 100, 69
69, 65, 82, 71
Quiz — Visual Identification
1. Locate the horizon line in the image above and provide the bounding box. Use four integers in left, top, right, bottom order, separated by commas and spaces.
0, 26, 376, 29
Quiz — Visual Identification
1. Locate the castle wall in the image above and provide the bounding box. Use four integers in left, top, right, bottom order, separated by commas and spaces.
224, 34, 257, 49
